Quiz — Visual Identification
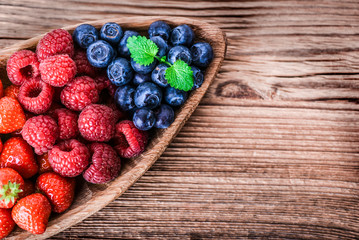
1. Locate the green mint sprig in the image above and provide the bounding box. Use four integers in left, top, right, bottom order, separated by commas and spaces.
127, 36, 194, 91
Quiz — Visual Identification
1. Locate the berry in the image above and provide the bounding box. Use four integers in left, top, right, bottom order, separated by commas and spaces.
93, 73, 111, 92
0, 138, 2, 153
150, 36, 169, 57
134, 82, 162, 109
191, 42, 214, 68
131, 58, 157, 75
0, 168, 24, 208
0, 97, 26, 134
148, 20, 171, 41
154, 104, 175, 129
151, 63, 169, 87
49, 139, 90, 177
114, 85, 136, 112
22, 115, 59, 155
0, 79, 2, 98
11, 193, 51, 234
191, 66, 204, 90
118, 30, 139, 57
18, 78, 54, 114
36, 29, 74, 61
73, 24, 99, 49
51, 108, 79, 140
107, 101, 126, 121
36, 172, 75, 213
39, 54, 77, 87
0, 208, 15, 239
7, 50, 40, 85
0, 137, 38, 179
170, 24, 195, 46
133, 108, 155, 131
18, 179, 35, 200
87, 40, 115, 68
100, 22, 123, 44
113, 120, 148, 158
4, 85, 20, 99
73, 49, 97, 77
107, 58, 133, 86
61, 76, 99, 111
133, 73, 151, 86
78, 104, 116, 142
36, 153, 53, 174
167, 45, 192, 65
164, 87, 188, 106
83, 143, 121, 184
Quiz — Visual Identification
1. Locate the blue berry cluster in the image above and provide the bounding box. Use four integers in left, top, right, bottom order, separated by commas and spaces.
73, 20, 213, 131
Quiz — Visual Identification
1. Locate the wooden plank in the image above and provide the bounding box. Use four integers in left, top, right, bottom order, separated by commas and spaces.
0, 0, 358, 239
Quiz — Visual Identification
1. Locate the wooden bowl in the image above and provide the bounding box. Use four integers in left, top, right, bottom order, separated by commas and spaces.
0, 16, 226, 239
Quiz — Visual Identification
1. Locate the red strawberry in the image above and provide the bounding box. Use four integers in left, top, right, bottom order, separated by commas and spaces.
0, 168, 24, 208
18, 179, 35, 200
36, 172, 75, 213
0, 208, 15, 239
12, 193, 51, 234
0, 97, 26, 134
0, 79, 3, 98
4, 84, 20, 99
0, 138, 2, 154
36, 153, 53, 174
0, 137, 38, 178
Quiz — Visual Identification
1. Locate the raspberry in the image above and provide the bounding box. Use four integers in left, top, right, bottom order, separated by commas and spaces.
78, 104, 116, 142
18, 78, 54, 114
36, 29, 74, 61
48, 139, 90, 177
93, 73, 111, 93
113, 120, 148, 158
6, 50, 40, 85
22, 115, 59, 155
50, 108, 79, 140
107, 83, 117, 97
60, 76, 99, 111
107, 102, 126, 122
4, 85, 20, 99
39, 54, 77, 87
83, 143, 121, 184
73, 50, 97, 77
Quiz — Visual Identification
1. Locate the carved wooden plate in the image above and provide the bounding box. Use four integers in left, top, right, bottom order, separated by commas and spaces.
0, 16, 226, 239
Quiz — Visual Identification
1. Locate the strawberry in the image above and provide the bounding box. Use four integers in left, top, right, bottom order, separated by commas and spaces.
0, 138, 2, 154
18, 179, 35, 200
0, 168, 24, 208
0, 97, 26, 134
12, 193, 51, 234
0, 79, 3, 98
36, 172, 75, 213
0, 137, 38, 179
36, 153, 53, 174
0, 208, 15, 239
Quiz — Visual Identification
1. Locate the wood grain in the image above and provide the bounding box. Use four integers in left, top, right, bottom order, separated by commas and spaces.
1, 0, 359, 239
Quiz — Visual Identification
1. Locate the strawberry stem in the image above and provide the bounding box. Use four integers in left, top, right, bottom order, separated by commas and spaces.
0, 181, 23, 205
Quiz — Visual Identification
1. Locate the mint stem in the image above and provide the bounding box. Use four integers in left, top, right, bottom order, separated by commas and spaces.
154, 56, 172, 67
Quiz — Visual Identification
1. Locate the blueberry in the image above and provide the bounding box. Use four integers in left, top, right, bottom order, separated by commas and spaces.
133, 108, 155, 131
151, 63, 169, 87
100, 22, 123, 45
191, 66, 204, 90
107, 58, 133, 86
133, 73, 151, 86
131, 58, 157, 75
191, 42, 214, 68
73, 24, 99, 49
154, 104, 175, 129
164, 87, 188, 106
150, 36, 169, 57
148, 20, 171, 41
170, 24, 195, 47
114, 85, 136, 111
118, 30, 140, 57
167, 46, 192, 65
87, 40, 115, 68
135, 82, 162, 109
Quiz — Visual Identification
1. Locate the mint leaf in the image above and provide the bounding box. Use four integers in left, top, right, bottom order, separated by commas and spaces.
165, 60, 194, 91
127, 36, 158, 66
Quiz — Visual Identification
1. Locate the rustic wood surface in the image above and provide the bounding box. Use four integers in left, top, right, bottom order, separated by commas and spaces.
1, 0, 359, 239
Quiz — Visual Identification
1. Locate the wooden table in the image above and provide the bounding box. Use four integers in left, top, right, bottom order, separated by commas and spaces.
1, 0, 358, 239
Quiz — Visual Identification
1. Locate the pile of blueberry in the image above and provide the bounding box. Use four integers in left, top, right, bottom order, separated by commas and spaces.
73, 21, 213, 131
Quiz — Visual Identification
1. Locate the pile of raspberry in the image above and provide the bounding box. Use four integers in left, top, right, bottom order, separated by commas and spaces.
4, 28, 149, 185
